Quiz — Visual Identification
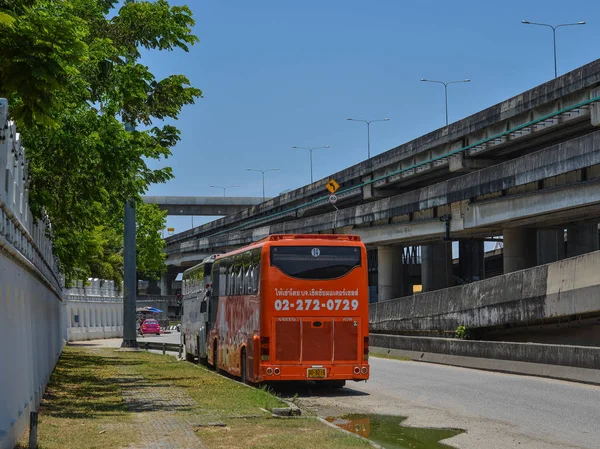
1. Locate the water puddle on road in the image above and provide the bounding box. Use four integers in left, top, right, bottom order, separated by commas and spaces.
326, 414, 463, 449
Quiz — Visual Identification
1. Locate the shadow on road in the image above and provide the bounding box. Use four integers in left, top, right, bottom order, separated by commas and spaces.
268, 381, 370, 399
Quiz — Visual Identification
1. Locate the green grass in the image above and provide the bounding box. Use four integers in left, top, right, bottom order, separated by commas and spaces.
197, 417, 372, 449
21, 346, 370, 449
370, 352, 413, 362
123, 349, 283, 416
17, 349, 137, 449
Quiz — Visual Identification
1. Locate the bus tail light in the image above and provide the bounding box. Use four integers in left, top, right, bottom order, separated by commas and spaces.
260, 336, 270, 361
361, 366, 368, 375
363, 336, 369, 361
273, 367, 280, 375
266, 368, 273, 375
354, 367, 361, 375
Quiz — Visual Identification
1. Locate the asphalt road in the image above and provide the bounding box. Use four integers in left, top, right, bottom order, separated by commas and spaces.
293, 357, 600, 449
138, 330, 181, 345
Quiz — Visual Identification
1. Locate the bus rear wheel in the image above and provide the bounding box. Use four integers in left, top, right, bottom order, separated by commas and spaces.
185, 350, 194, 363
241, 348, 247, 384
212, 341, 218, 371
183, 335, 194, 362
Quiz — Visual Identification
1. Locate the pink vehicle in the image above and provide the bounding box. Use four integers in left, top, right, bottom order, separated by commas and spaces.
141, 319, 161, 335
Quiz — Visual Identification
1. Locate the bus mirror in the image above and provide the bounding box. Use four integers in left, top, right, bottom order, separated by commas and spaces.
200, 301, 207, 313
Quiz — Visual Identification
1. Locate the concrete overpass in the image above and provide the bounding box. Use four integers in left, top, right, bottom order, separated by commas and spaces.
142, 196, 267, 216
166, 59, 600, 255
159, 59, 600, 345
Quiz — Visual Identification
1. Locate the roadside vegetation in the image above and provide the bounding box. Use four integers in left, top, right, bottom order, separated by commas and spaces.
369, 352, 412, 361
0, 1, 202, 285
18, 346, 370, 449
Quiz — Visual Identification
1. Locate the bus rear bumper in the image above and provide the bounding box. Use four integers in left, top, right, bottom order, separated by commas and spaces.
257, 363, 370, 382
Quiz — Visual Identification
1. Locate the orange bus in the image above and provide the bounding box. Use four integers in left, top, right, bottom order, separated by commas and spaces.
204, 234, 370, 387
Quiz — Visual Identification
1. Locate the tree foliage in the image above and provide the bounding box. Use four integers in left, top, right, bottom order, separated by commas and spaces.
136, 203, 168, 281
0, 0, 201, 284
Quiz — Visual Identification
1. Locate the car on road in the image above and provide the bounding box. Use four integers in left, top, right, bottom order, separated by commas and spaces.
141, 319, 161, 335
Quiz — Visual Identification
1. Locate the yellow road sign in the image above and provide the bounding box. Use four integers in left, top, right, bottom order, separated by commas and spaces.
326, 179, 340, 194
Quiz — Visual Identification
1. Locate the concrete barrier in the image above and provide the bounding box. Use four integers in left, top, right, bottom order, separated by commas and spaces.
370, 334, 600, 385
0, 99, 64, 449
65, 299, 123, 341
370, 250, 600, 339
64, 280, 124, 341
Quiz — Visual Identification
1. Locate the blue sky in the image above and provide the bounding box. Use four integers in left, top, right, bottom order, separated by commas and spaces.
142, 0, 598, 234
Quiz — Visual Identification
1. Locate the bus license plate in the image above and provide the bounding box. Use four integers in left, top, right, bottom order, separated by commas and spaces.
307, 368, 326, 379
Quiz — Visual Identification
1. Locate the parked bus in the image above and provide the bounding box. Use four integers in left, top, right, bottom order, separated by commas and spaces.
182, 234, 370, 387
181, 254, 220, 362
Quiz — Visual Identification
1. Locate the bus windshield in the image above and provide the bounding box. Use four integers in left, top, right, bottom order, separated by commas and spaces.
270, 245, 361, 280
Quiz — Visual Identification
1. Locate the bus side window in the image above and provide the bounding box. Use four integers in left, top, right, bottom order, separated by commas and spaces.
245, 267, 252, 294
228, 263, 235, 296
251, 248, 261, 293
237, 265, 243, 295
219, 263, 227, 296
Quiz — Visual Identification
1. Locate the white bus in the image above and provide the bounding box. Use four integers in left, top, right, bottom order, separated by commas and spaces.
181, 254, 219, 362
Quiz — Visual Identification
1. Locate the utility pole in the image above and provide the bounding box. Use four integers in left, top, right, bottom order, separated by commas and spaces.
121, 197, 138, 348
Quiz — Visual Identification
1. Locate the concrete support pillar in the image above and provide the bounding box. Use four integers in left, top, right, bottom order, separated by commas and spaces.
503, 228, 537, 273
376, 246, 406, 301
537, 229, 565, 265
421, 241, 453, 292
567, 224, 599, 257
160, 273, 169, 296
458, 239, 484, 283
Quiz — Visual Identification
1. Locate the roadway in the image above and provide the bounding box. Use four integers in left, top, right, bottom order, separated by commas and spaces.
144, 332, 599, 448
293, 357, 600, 449
71, 331, 599, 447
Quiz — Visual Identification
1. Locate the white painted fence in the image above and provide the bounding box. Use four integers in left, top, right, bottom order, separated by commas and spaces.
0, 99, 65, 449
64, 279, 124, 341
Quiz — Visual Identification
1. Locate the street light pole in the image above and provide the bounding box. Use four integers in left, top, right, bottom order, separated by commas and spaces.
522, 20, 586, 78
209, 185, 239, 197
346, 118, 390, 159
292, 145, 329, 183
420, 79, 470, 126
246, 168, 279, 202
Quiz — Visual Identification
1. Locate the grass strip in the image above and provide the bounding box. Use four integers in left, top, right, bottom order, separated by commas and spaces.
370, 352, 412, 362
19, 346, 371, 449
17, 348, 135, 449
197, 416, 372, 449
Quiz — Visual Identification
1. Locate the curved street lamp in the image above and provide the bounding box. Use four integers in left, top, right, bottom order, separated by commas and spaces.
420, 79, 470, 126
346, 118, 389, 159
292, 145, 329, 183
522, 20, 586, 78
246, 168, 279, 201
209, 185, 239, 197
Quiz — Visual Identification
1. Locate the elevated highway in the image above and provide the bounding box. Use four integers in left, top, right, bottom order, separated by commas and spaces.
159, 60, 600, 351
165, 59, 600, 263
142, 196, 266, 216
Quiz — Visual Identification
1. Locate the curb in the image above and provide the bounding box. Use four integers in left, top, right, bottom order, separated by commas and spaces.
371, 346, 600, 386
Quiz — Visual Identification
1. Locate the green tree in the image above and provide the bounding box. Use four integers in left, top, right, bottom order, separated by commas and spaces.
0, 0, 201, 284
136, 202, 167, 281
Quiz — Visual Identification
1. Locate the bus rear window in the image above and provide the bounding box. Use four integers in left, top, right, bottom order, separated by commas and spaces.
270, 246, 361, 280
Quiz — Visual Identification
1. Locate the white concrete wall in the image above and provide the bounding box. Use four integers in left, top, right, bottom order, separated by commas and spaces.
64, 278, 124, 341
0, 99, 65, 449
65, 298, 123, 341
